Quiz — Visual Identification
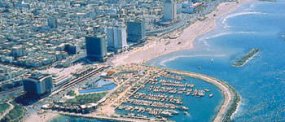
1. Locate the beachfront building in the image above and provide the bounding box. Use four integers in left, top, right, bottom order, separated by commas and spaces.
127, 20, 146, 43
23, 72, 53, 97
163, 0, 177, 22
181, 0, 204, 14
106, 23, 128, 52
182, 0, 194, 9
85, 34, 108, 62
182, 0, 194, 14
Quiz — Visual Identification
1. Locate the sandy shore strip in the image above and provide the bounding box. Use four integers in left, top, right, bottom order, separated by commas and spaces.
169, 69, 238, 122
111, 0, 255, 66
23, 112, 59, 122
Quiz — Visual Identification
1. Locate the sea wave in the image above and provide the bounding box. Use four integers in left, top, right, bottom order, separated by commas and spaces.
159, 54, 226, 66
222, 11, 268, 28
231, 97, 246, 120
203, 31, 258, 40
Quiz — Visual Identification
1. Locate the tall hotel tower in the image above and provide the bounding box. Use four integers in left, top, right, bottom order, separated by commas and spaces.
163, 0, 177, 21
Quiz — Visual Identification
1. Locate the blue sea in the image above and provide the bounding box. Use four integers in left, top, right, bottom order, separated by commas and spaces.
51, 0, 285, 121
150, 0, 285, 121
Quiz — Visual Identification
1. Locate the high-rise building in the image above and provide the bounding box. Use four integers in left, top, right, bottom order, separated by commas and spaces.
163, 0, 177, 21
106, 24, 128, 52
127, 20, 146, 43
182, 0, 194, 14
85, 34, 107, 62
47, 17, 57, 29
23, 73, 53, 97
64, 44, 78, 55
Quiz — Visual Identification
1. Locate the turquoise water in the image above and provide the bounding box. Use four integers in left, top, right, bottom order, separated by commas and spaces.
79, 80, 116, 94
79, 84, 116, 94
149, 0, 285, 121
51, 1, 285, 121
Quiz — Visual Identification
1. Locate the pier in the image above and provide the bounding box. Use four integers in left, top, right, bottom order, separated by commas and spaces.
168, 69, 239, 122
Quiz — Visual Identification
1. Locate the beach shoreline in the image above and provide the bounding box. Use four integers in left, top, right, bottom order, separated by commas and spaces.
111, 0, 255, 66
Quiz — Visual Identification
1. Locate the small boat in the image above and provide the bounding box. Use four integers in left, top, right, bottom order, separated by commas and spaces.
209, 94, 214, 98
169, 110, 179, 115
210, 58, 214, 63
180, 106, 189, 111
161, 111, 173, 117
184, 111, 190, 116
204, 89, 210, 92
186, 92, 191, 96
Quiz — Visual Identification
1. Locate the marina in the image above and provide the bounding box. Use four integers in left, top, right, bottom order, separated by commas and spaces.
85, 64, 234, 122
112, 65, 213, 120
49, 64, 235, 122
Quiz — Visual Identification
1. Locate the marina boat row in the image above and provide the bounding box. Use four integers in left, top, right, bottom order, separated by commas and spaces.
133, 92, 183, 104
125, 98, 188, 110
148, 85, 206, 97
117, 104, 180, 117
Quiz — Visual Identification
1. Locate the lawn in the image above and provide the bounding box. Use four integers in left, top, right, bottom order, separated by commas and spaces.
65, 92, 107, 105
0, 103, 9, 115
1, 104, 25, 122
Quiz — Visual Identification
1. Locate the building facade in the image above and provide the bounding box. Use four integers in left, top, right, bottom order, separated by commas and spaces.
11, 45, 25, 57
126, 20, 146, 43
64, 43, 78, 55
163, 0, 177, 21
85, 34, 107, 62
23, 73, 53, 97
106, 24, 128, 52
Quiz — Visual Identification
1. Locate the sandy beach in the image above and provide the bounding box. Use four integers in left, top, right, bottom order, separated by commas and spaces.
23, 112, 59, 122
111, 0, 254, 66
